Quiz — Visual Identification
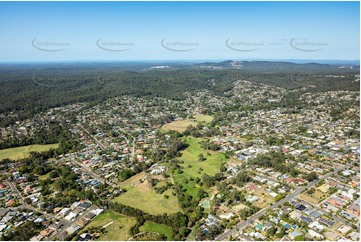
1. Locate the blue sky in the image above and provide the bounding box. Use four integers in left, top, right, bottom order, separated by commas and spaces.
0, 1, 359, 61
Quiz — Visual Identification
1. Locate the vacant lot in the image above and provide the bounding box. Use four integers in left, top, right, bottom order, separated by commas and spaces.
179, 137, 224, 178
161, 120, 197, 132
139, 221, 173, 240
161, 114, 213, 132
252, 186, 274, 208
78, 210, 136, 241
0, 143, 59, 160
173, 137, 225, 199
193, 114, 213, 123
298, 189, 326, 205
113, 173, 180, 215
232, 203, 248, 212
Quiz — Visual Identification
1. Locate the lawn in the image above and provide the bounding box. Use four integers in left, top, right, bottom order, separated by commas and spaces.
139, 221, 174, 240
298, 189, 326, 205
113, 173, 181, 215
193, 114, 213, 123
0, 143, 59, 160
231, 203, 248, 212
252, 186, 274, 208
173, 137, 225, 199
78, 210, 136, 241
161, 120, 197, 132
178, 137, 224, 178
160, 114, 213, 132
38, 173, 50, 181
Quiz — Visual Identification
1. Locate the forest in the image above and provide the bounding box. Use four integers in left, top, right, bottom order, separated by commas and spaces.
0, 61, 359, 127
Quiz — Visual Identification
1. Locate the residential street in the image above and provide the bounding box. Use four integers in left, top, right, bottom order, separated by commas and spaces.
216, 163, 354, 241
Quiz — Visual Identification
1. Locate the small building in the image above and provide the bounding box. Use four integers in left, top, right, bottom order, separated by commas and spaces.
78, 233, 93, 241
308, 229, 324, 240
84, 212, 96, 221
265, 222, 273, 229
40, 228, 53, 237
296, 204, 306, 211
246, 195, 259, 203
337, 225, 352, 236
58, 208, 70, 217
309, 211, 321, 219
318, 184, 330, 193
254, 223, 265, 231
76, 217, 88, 227
249, 231, 266, 240
319, 217, 335, 227
300, 215, 312, 224
65, 212, 78, 221
71, 201, 81, 210
308, 221, 324, 231
49, 222, 62, 231
325, 231, 339, 241
348, 231, 360, 241
66, 225, 81, 235
288, 230, 302, 240
289, 210, 302, 220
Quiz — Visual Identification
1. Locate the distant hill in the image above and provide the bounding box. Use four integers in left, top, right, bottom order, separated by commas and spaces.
192, 60, 359, 73
0, 60, 359, 127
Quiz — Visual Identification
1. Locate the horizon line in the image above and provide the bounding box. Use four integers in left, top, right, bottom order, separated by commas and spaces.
0, 58, 359, 64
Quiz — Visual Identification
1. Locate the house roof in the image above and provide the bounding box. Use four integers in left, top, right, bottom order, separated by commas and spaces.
289, 230, 302, 239
310, 211, 321, 219
319, 217, 335, 227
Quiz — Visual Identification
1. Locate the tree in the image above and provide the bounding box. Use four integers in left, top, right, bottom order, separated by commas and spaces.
267, 227, 277, 236
24, 197, 32, 204
274, 194, 284, 202
307, 188, 315, 195
197, 188, 207, 199
119, 169, 135, 181
198, 154, 206, 162
298, 126, 308, 133
305, 172, 318, 182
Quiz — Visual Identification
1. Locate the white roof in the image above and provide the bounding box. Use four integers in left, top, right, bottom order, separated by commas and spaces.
308, 229, 324, 239
337, 225, 352, 234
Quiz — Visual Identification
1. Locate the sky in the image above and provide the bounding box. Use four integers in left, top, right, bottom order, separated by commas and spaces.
0, 1, 359, 62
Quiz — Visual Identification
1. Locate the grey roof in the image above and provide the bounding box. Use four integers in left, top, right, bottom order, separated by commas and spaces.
300, 215, 313, 224
319, 217, 335, 227
304, 208, 314, 215
310, 211, 321, 219
265, 222, 273, 228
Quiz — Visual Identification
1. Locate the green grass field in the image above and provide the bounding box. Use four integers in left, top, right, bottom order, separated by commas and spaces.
0, 143, 59, 160
160, 114, 213, 132
161, 120, 197, 132
39, 173, 50, 181
78, 210, 136, 241
113, 173, 181, 215
173, 137, 225, 198
139, 221, 174, 240
178, 137, 224, 178
193, 114, 214, 123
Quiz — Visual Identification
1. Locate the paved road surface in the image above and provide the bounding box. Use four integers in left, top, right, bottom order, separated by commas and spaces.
118, 127, 136, 161
77, 124, 106, 150
68, 155, 105, 184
